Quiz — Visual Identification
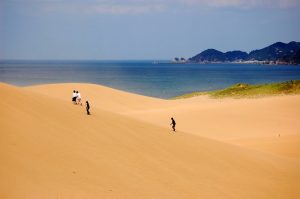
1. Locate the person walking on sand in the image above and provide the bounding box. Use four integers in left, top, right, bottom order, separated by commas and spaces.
86, 101, 90, 115
76, 91, 82, 106
170, 117, 176, 132
72, 90, 77, 104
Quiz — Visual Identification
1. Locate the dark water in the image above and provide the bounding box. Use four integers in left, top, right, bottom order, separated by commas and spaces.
1, 60, 300, 98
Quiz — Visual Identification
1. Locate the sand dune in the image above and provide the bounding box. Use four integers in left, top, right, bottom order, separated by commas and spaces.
1, 83, 300, 198
28, 83, 300, 157
231, 134, 300, 159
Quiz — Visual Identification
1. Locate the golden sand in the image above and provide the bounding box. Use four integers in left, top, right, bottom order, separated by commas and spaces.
1, 83, 299, 198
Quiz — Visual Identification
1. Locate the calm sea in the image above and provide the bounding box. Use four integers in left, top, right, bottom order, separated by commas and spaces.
1, 60, 300, 99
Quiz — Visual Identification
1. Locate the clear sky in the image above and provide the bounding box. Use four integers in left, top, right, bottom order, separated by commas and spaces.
1, 0, 300, 60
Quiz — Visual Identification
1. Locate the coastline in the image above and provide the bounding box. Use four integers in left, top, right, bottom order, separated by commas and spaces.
171, 60, 300, 66
2, 61, 300, 99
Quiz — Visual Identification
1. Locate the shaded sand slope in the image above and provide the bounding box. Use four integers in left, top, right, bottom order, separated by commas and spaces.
27, 83, 300, 158
1, 83, 299, 198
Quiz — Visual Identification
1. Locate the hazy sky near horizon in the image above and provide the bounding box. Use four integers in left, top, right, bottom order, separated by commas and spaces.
1, 0, 300, 60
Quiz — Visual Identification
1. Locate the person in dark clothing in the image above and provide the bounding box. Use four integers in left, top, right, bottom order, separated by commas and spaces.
86, 101, 90, 115
170, 117, 176, 132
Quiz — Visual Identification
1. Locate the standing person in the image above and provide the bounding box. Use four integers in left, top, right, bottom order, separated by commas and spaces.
72, 90, 77, 104
170, 117, 176, 132
76, 91, 82, 106
86, 101, 90, 115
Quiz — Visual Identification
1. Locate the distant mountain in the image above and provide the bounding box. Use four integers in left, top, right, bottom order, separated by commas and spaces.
224, 51, 248, 61
293, 50, 300, 64
188, 41, 300, 64
248, 41, 300, 61
189, 49, 248, 63
190, 49, 225, 62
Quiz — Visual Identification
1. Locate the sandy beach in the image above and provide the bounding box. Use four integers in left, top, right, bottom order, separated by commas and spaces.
1, 82, 299, 198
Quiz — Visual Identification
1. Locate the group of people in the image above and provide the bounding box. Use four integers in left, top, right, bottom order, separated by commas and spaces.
72, 90, 176, 131
72, 90, 82, 105
72, 90, 90, 115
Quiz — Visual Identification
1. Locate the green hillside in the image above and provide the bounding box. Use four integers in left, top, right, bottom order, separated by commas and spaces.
173, 80, 300, 99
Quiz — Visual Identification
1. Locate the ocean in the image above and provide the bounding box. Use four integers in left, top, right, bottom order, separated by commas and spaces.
1, 60, 300, 99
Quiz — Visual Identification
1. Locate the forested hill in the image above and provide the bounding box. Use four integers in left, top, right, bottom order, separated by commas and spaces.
188, 41, 300, 64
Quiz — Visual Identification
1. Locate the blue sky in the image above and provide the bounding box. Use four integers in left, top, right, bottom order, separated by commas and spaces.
1, 0, 300, 60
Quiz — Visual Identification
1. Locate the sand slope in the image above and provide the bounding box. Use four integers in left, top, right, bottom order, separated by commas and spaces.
28, 83, 300, 158
1, 83, 299, 198
231, 134, 300, 159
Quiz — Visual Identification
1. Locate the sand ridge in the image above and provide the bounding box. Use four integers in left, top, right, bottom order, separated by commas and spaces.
1, 82, 300, 198
28, 83, 300, 148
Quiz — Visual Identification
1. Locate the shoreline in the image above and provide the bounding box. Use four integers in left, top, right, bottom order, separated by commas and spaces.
1, 79, 300, 101
3, 79, 299, 100
172, 61, 300, 66
2, 61, 300, 99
